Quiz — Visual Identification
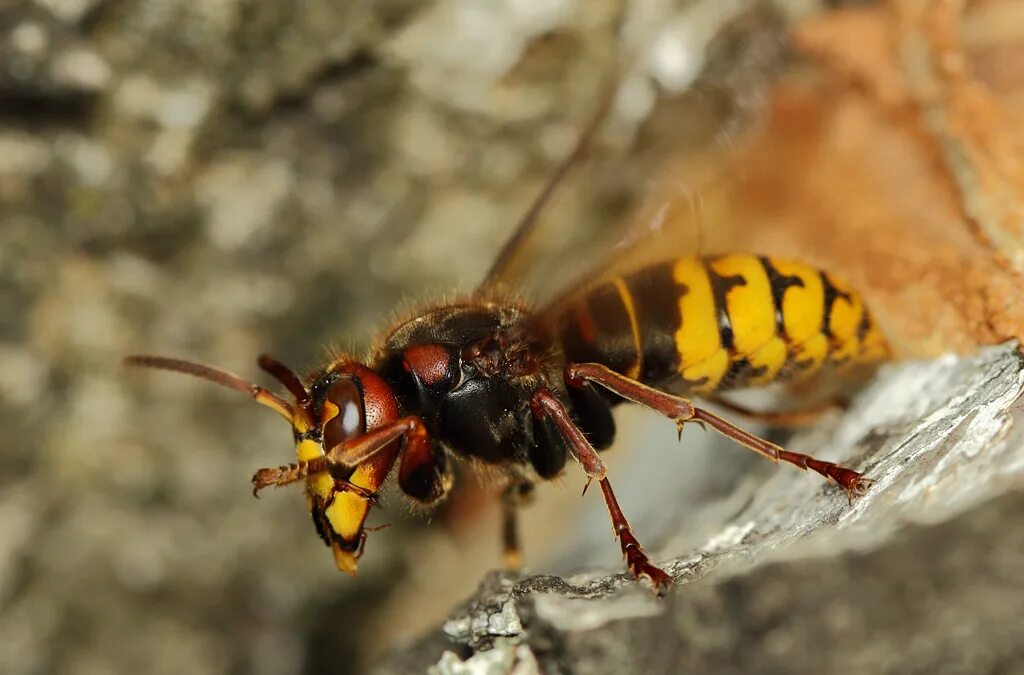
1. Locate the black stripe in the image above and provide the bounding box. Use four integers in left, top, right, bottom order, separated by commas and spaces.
557, 300, 605, 367
760, 257, 804, 338
856, 305, 872, 341
721, 357, 769, 390
705, 258, 746, 353
820, 271, 852, 338
310, 502, 333, 547
623, 262, 686, 384
585, 281, 641, 376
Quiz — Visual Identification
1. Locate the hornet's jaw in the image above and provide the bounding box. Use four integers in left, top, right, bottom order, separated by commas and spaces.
331, 541, 360, 575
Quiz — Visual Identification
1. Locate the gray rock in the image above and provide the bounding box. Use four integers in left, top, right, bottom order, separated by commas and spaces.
382, 344, 1024, 674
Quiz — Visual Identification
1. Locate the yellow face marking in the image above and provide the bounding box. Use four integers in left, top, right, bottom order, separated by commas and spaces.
613, 277, 643, 380
296, 438, 334, 499
291, 411, 312, 435
325, 465, 377, 541
708, 255, 777, 358
325, 448, 395, 542
673, 257, 721, 369
320, 437, 397, 545
296, 394, 383, 544
297, 417, 377, 544
296, 438, 323, 464
769, 259, 824, 344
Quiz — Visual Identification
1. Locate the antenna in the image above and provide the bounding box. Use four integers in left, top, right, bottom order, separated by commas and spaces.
125, 355, 296, 423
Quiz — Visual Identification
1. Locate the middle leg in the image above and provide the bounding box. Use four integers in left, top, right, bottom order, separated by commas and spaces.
703, 393, 844, 428
531, 388, 673, 595
500, 480, 533, 571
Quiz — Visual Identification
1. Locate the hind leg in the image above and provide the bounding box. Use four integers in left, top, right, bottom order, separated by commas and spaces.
702, 394, 845, 428
565, 363, 874, 500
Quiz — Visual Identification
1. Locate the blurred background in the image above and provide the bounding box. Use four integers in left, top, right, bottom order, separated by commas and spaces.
2, 1, 1023, 674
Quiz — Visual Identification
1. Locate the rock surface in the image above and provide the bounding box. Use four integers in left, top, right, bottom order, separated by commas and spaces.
384, 343, 1024, 674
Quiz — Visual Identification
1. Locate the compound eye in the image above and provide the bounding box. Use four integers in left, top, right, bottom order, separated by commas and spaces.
323, 377, 365, 451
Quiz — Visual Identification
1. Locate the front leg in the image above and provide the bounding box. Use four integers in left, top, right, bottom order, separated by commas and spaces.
565, 363, 875, 500
531, 388, 673, 596
251, 416, 429, 494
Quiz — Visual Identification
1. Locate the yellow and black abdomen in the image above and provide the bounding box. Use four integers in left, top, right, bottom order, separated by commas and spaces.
556, 255, 889, 394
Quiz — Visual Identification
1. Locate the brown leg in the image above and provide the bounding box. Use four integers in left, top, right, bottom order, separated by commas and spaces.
251, 464, 312, 494
251, 416, 430, 494
333, 479, 379, 503
530, 389, 607, 482
502, 498, 521, 571
566, 363, 874, 500
704, 394, 844, 429
501, 481, 534, 571
531, 389, 672, 595
599, 476, 672, 596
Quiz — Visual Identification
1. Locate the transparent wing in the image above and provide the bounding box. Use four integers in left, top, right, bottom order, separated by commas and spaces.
475, 71, 623, 296
531, 100, 750, 320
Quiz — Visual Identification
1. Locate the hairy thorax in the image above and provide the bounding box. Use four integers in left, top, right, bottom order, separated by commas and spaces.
373, 303, 557, 467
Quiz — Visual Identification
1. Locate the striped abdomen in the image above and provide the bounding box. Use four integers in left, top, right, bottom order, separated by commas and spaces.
556, 255, 889, 394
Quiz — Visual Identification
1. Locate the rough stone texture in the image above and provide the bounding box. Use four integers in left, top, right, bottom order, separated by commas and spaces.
384, 343, 1024, 674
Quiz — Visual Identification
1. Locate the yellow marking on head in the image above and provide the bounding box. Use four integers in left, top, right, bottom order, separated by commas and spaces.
769, 259, 825, 344
296, 438, 324, 464
708, 255, 776, 358
290, 408, 313, 434
325, 494, 368, 542
673, 257, 721, 369
324, 462, 383, 542
613, 277, 643, 380
320, 400, 339, 426
332, 543, 359, 575
296, 438, 334, 500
